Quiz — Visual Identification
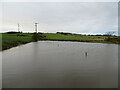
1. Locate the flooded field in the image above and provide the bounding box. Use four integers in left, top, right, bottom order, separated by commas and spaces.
2, 41, 118, 88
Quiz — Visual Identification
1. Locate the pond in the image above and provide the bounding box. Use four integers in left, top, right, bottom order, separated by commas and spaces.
2, 41, 118, 88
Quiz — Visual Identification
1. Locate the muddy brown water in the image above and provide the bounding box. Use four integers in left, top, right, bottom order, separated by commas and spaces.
2, 41, 118, 88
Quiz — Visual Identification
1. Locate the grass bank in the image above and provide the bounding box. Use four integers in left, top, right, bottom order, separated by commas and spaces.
0, 33, 120, 51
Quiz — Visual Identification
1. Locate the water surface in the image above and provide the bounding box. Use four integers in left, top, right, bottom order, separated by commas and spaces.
2, 41, 118, 88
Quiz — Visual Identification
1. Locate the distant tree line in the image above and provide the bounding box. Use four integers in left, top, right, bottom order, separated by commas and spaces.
56, 32, 73, 35
56, 32, 117, 36
6, 31, 22, 34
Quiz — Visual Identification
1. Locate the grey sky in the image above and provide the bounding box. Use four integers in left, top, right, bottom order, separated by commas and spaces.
1, 2, 118, 34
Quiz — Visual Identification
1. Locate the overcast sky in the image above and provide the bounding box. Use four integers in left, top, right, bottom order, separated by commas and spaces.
1, 2, 118, 34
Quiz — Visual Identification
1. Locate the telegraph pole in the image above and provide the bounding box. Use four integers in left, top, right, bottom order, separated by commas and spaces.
35, 23, 38, 33
18, 23, 20, 32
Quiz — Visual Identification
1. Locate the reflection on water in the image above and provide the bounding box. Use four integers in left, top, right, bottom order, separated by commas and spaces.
2, 41, 118, 88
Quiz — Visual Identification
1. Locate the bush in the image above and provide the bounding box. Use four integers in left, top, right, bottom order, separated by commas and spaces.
32, 33, 46, 41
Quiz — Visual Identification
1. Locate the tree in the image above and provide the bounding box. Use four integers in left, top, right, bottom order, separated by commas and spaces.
32, 33, 40, 41
32, 33, 45, 41
105, 31, 115, 41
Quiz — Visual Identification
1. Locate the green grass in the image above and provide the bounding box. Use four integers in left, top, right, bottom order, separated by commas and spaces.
0, 33, 120, 51
1, 33, 33, 51
44, 33, 102, 41
2, 33, 32, 42
43, 33, 111, 43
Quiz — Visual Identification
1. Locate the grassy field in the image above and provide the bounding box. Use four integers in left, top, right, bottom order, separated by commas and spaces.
1, 33, 32, 50
44, 33, 106, 41
0, 33, 120, 51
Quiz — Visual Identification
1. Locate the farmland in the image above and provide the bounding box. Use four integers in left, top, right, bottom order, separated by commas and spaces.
0, 33, 120, 51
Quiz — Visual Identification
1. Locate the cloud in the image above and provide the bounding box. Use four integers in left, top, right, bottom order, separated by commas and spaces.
1, 2, 118, 34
